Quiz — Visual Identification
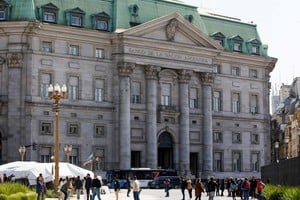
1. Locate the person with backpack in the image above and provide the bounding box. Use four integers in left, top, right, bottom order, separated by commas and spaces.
91, 175, 102, 200
242, 178, 250, 200
206, 177, 218, 200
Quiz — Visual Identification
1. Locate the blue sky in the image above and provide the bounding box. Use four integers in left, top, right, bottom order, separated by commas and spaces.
184, 0, 300, 92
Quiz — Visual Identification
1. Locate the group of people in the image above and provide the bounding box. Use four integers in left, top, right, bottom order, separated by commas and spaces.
174, 176, 265, 200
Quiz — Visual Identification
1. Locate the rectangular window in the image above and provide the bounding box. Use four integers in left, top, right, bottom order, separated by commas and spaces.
233, 42, 242, 52
95, 79, 104, 102
232, 151, 242, 172
40, 121, 52, 135
68, 76, 79, 100
250, 94, 258, 114
161, 83, 171, 106
233, 132, 241, 143
68, 123, 79, 135
251, 152, 260, 172
232, 93, 240, 113
213, 131, 223, 143
252, 46, 259, 54
250, 69, 257, 78
95, 125, 105, 137
95, 48, 105, 59
69, 45, 79, 56
231, 67, 240, 76
251, 133, 260, 144
40, 73, 51, 97
214, 152, 223, 172
131, 151, 141, 168
131, 81, 141, 104
0, 11, 6, 20
213, 91, 222, 112
213, 64, 221, 73
96, 20, 108, 31
43, 11, 55, 22
40, 147, 51, 163
42, 41, 52, 53
189, 88, 198, 108
69, 147, 78, 165
93, 148, 105, 170
71, 15, 82, 26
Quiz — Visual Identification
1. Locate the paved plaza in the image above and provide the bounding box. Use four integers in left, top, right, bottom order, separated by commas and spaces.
46, 189, 240, 200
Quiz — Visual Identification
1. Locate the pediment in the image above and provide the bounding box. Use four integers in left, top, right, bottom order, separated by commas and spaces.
0, 0, 9, 7
69, 7, 85, 15
247, 38, 261, 45
41, 3, 58, 10
121, 13, 223, 50
229, 35, 244, 42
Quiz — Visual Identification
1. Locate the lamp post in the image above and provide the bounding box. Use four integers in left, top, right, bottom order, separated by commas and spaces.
284, 136, 289, 159
48, 83, 67, 193
18, 146, 26, 161
275, 140, 279, 163
64, 144, 72, 163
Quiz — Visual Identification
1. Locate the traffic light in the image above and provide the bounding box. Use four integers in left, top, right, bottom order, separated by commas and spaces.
32, 142, 37, 150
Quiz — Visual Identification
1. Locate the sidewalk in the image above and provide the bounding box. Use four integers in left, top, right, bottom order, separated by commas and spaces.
46, 188, 255, 200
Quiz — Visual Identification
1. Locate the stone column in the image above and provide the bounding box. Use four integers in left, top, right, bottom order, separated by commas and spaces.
200, 72, 215, 178
178, 70, 192, 175
118, 62, 135, 169
145, 65, 161, 168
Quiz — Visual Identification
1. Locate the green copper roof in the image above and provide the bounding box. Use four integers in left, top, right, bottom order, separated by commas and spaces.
1, 0, 268, 55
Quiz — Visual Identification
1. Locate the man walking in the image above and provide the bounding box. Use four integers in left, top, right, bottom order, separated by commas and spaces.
85, 174, 92, 200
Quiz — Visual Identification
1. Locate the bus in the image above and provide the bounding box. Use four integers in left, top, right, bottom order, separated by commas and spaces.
106, 168, 177, 188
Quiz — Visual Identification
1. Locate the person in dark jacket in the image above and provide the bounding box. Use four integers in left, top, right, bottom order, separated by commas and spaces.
91, 175, 102, 200
113, 177, 121, 200
85, 174, 92, 200
60, 177, 71, 200
36, 174, 47, 200
126, 176, 131, 197
74, 176, 83, 200
206, 177, 218, 200
180, 176, 187, 200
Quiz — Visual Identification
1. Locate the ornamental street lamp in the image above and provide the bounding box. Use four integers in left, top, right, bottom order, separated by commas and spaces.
274, 140, 279, 163
48, 83, 67, 193
64, 144, 72, 163
18, 146, 26, 161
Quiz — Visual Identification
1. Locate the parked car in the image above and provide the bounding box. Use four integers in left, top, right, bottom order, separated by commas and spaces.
148, 176, 180, 189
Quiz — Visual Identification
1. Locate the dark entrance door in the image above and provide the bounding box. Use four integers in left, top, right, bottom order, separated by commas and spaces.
157, 132, 173, 169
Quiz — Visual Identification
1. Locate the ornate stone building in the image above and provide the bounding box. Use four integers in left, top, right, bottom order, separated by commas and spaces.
0, 0, 276, 178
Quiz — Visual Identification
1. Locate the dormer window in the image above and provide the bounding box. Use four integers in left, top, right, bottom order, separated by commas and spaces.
66, 7, 85, 27
247, 39, 261, 55
41, 3, 58, 23
229, 35, 244, 52
92, 12, 110, 31
210, 32, 225, 47
0, 0, 10, 21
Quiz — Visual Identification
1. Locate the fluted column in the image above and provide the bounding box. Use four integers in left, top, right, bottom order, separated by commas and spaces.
178, 70, 192, 175
118, 62, 135, 169
200, 72, 215, 178
145, 65, 161, 168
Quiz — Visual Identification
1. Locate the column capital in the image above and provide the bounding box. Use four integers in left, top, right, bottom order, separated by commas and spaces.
118, 62, 135, 76
199, 72, 215, 85
145, 65, 161, 80
178, 69, 192, 83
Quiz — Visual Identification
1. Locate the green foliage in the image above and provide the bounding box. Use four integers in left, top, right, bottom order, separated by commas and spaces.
0, 182, 36, 200
264, 184, 300, 200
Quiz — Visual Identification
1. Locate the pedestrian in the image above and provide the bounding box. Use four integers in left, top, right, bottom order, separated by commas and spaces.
164, 177, 171, 197
74, 176, 83, 200
256, 178, 265, 195
36, 174, 47, 200
186, 177, 193, 200
180, 176, 187, 200
250, 177, 257, 199
113, 177, 120, 200
85, 173, 92, 200
220, 179, 225, 196
215, 179, 220, 196
206, 177, 218, 200
133, 176, 140, 200
229, 178, 238, 200
194, 178, 204, 200
242, 178, 250, 200
126, 176, 131, 197
3, 173, 8, 182
60, 177, 71, 200
91, 175, 102, 200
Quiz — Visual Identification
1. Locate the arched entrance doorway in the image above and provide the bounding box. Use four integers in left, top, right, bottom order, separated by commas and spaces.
157, 132, 173, 169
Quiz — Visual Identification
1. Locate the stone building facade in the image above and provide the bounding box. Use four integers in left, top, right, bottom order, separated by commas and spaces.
0, 0, 277, 178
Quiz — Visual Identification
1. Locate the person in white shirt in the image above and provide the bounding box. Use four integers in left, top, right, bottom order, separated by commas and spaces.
132, 176, 140, 200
